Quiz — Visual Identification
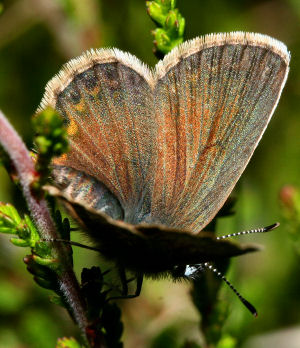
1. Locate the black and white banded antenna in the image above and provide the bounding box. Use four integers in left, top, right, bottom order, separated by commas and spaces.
185, 262, 257, 317
43, 238, 103, 253
216, 222, 279, 240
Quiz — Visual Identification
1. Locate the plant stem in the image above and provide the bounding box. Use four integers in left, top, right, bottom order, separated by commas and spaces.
0, 110, 91, 345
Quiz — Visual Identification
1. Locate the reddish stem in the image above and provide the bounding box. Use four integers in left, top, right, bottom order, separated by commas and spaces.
0, 110, 90, 344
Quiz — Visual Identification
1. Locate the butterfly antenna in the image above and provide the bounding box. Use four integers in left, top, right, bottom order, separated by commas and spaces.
202, 262, 257, 317
43, 238, 103, 253
216, 222, 279, 240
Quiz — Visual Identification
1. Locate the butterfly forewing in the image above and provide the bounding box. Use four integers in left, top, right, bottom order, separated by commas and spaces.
49, 51, 157, 219
150, 34, 289, 232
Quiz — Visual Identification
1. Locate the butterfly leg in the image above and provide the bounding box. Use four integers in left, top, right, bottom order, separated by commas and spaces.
134, 273, 143, 297
118, 267, 129, 296
108, 270, 143, 300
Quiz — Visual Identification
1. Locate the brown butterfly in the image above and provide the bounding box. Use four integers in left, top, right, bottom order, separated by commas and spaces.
40, 32, 289, 314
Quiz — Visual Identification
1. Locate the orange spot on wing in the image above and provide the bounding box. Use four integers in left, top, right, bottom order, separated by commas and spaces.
67, 117, 78, 136
53, 153, 67, 164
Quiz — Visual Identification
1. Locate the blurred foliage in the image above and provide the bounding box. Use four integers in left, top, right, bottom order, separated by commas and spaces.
33, 107, 69, 190
0, 0, 300, 347
279, 185, 300, 255
56, 337, 83, 348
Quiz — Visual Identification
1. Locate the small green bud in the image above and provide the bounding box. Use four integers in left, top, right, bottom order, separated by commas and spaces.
33, 254, 58, 267
146, 1, 167, 26
53, 127, 64, 138
10, 238, 30, 247
33, 107, 69, 189
165, 9, 185, 36
147, 0, 185, 57
35, 136, 52, 154
17, 226, 30, 240
34, 241, 53, 258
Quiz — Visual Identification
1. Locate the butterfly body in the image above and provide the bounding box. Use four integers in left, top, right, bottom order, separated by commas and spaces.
40, 32, 289, 276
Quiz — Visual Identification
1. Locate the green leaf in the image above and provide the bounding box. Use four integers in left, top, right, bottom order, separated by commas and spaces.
24, 214, 40, 241
0, 226, 17, 234
0, 204, 33, 241
0, 203, 42, 249
0, 203, 22, 225
24, 254, 61, 292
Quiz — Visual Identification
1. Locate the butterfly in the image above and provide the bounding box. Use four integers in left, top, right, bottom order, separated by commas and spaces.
40, 32, 289, 314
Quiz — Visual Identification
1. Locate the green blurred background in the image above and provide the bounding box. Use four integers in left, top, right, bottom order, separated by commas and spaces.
0, 0, 300, 347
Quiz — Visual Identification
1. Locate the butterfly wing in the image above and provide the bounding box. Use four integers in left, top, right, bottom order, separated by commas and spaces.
40, 32, 289, 235
45, 184, 260, 273
39, 33, 288, 272
149, 32, 289, 232
39, 49, 156, 217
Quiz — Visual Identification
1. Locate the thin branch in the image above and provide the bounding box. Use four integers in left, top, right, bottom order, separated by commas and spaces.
0, 110, 90, 344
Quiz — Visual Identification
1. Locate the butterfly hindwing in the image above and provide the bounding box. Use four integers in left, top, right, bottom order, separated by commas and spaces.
45, 184, 260, 274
